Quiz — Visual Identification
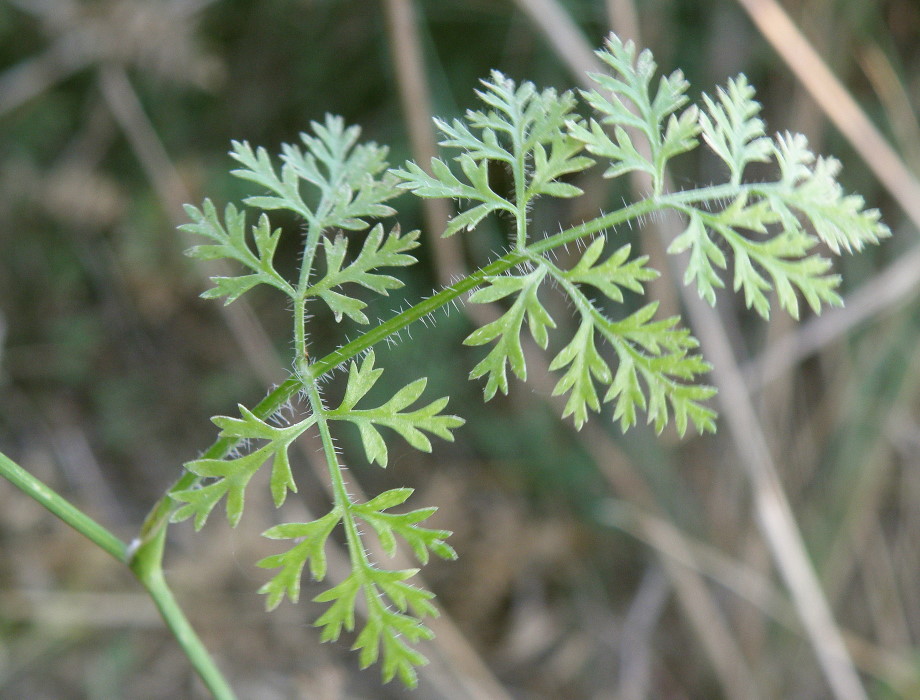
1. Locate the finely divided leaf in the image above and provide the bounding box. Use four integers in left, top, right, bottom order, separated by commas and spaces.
600, 306, 717, 434
666, 79, 889, 319
579, 34, 697, 189
311, 566, 438, 688
668, 211, 727, 306
227, 140, 311, 220
171, 405, 314, 528
699, 75, 772, 185
528, 138, 595, 198
353, 489, 457, 564
394, 71, 591, 240
549, 321, 612, 429
307, 224, 420, 323
671, 128, 889, 319
256, 510, 341, 609
766, 132, 889, 254
328, 351, 465, 467
172, 445, 273, 530
182, 200, 294, 303
313, 573, 362, 643
393, 156, 514, 238
231, 115, 399, 233
464, 267, 554, 399
562, 238, 658, 302
544, 249, 716, 433
353, 572, 437, 688
568, 120, 655, 181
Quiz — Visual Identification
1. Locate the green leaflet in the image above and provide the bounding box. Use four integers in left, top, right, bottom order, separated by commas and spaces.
313, 568, 436, 688
549, 320, 612, 429
181, 200, 294, 304
460, 235, 715, 432
572, 33, 698, 193
698, 75, 772, 186
257, 511, 341, 609
353, 487, 457, 564
393, 155, 514, 238
562, 239, 658, 302
256, 485, 455, 689
306, 224, 420, 323
766, 132, 887, 255
464, 266, 555, 399
328, 350, 465, 467
229, 114, 400, 231
393, 70, 593, 243
171, 406, 314, 529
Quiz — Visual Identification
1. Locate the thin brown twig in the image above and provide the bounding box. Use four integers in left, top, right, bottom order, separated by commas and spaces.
381, 0, 464, 285
680, 278, 867, 700
732, 0, 920, 230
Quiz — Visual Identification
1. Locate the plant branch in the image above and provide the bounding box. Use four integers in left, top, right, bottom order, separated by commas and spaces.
138, 197, 658, 550
130, 526, 238, 700
0, 451, 237, 699
0, 450, 127, 563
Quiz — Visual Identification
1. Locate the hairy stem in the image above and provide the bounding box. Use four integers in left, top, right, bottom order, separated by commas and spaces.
304, 382, 369, 570
512, 111, 528, 250
293, 294, 309, 370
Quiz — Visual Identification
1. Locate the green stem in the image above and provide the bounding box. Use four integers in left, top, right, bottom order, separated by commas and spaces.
309, 197, 657, 379
293, 294, 309, 371
130, 528, 237, 700
658, 181, 767, 207
0, 451, 236, 699
0, 451, 127, 563
512, 112, 528, 250
304, 382, 368, 569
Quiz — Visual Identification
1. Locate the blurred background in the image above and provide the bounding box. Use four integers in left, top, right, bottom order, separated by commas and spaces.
1, 0, 919, 697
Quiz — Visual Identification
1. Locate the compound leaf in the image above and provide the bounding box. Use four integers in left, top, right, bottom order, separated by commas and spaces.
464, 266, 555, 399
181, 200, 294, 303
307, 224, 420, 323
328, 351, 465, 467
171, 406, 314, 529
256, 510, 342, 609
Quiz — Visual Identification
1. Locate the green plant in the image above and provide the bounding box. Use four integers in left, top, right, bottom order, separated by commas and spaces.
0, 33, 887, 696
